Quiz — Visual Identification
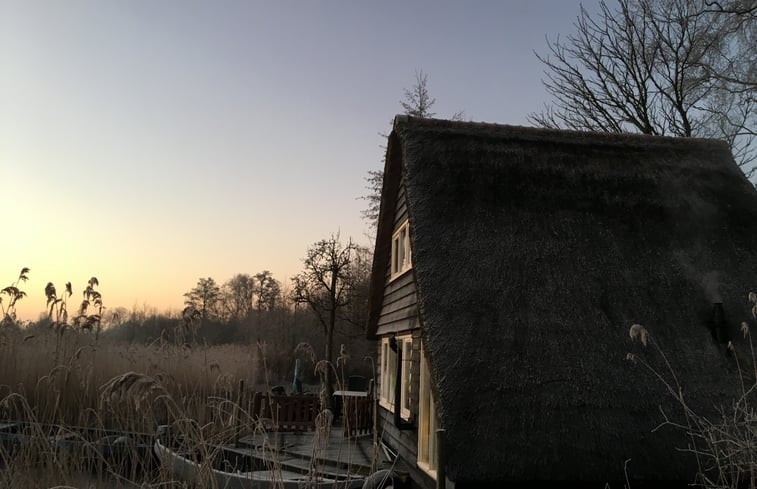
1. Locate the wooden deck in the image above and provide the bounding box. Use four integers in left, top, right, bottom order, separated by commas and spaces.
227, 428, 380, 479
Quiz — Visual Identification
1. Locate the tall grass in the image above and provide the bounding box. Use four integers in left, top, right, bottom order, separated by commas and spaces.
0, 324, 269, 487
0, 270, 379, 487
626, 302, 757, 488
0, 328, 262, 432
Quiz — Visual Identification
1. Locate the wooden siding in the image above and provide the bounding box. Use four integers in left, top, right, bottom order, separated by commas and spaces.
376, 180, 419, 336
374, 174, 432, 488
378, 409, 435, 489
393, 181, 409, 228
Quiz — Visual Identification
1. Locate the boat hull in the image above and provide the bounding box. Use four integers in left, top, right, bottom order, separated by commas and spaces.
153, 437, 366, 489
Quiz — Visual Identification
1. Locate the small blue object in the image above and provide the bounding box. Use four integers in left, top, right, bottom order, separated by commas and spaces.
292, 358, 302, 394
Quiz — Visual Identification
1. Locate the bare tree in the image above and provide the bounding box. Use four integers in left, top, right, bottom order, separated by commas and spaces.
219, 271, 281, 323
361, 70, 468, 230
360, 169, 385, 231
291, 233, 368, 406
103, 306, 128, 329
253, 270, 281, 312
530, 0, 755, 174
702, 0, 756, 17
336, 245, 373, 336
184, 277, 221, 320
222, 273, 255, 322
699, 0, 756, 165
400, 69, 437, 118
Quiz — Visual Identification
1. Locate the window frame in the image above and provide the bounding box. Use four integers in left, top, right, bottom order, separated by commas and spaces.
379, 335, 412, 420
390, 220, 412, 281
417, 343, 439, 479
400, 338, 412, 420
379, 337, 396, 410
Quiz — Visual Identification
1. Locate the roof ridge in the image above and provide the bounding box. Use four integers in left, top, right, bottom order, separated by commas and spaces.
392, 114, 731, 152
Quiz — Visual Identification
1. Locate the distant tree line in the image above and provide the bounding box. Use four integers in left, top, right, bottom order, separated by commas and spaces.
109, 233, 371, 381
4, 231, 375, 386
181, 271, 281, 325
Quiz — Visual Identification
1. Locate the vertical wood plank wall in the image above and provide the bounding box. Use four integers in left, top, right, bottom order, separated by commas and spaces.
376, 181, 419, 336
375, 180, 434, 488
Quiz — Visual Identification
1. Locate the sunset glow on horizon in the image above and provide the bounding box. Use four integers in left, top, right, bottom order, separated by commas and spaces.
2, 0, 601, 322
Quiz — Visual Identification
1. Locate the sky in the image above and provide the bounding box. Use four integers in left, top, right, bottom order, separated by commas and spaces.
1, 0, 600, 322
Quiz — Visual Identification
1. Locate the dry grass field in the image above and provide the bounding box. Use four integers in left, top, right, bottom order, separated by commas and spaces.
0, 269, 374, 487
0, 328, 263, 430
0, 326, 296, 488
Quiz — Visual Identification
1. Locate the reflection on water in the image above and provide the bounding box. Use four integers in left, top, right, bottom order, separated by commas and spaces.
0, 468, 146, 489
67, 473, 140, 488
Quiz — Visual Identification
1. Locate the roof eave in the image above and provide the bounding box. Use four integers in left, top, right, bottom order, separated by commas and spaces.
366, 116, 408, 339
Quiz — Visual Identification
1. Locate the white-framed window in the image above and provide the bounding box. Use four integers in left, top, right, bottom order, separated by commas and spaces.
379, 335, 412, 420
401, 338, 412, 419
417, 343, 439, 479
380, 337, 396, 409
390, 220, 412, 280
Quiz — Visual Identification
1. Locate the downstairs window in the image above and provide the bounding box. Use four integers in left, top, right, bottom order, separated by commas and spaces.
417, 344, 439, 479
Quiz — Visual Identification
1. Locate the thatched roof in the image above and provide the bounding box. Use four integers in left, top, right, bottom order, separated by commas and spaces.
367, 116, 757, 484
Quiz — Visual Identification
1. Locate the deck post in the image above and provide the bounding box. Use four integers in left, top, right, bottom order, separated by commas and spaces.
235, 379, 244, 446
436, 428, 446, 489
372, 396, 379, 472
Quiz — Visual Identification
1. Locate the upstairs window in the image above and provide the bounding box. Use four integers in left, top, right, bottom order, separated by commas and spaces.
391, 220, 412, 280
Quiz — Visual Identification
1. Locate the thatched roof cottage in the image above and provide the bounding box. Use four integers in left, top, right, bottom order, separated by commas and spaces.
367, 116, 757, 488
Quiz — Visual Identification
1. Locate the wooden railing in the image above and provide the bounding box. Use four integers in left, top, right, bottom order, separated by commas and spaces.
250, 392, 320, 432
342, 396, 374, 437
246, 391, 375, 436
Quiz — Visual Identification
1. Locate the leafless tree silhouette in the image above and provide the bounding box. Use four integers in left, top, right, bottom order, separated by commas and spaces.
531, 0, 755, 174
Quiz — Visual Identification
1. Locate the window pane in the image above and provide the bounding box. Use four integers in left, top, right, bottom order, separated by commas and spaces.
381, 342, 388, 401
387, 346, 396, 408
402, 340, 412, 412
399, 228, 406, 269
429, 392, 437, 470
419, 353, 429, 462
392, 238, 399, 274
418, 344, 439, 478
405, 229, 411, 266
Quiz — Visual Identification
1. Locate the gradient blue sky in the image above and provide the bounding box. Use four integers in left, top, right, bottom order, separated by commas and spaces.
1, 0, 600, 321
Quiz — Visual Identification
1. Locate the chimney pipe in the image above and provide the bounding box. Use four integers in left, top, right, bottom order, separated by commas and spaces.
709, 302, 730, 344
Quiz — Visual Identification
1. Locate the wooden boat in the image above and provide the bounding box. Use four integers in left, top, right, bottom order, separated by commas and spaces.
154, 425, 374, 489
